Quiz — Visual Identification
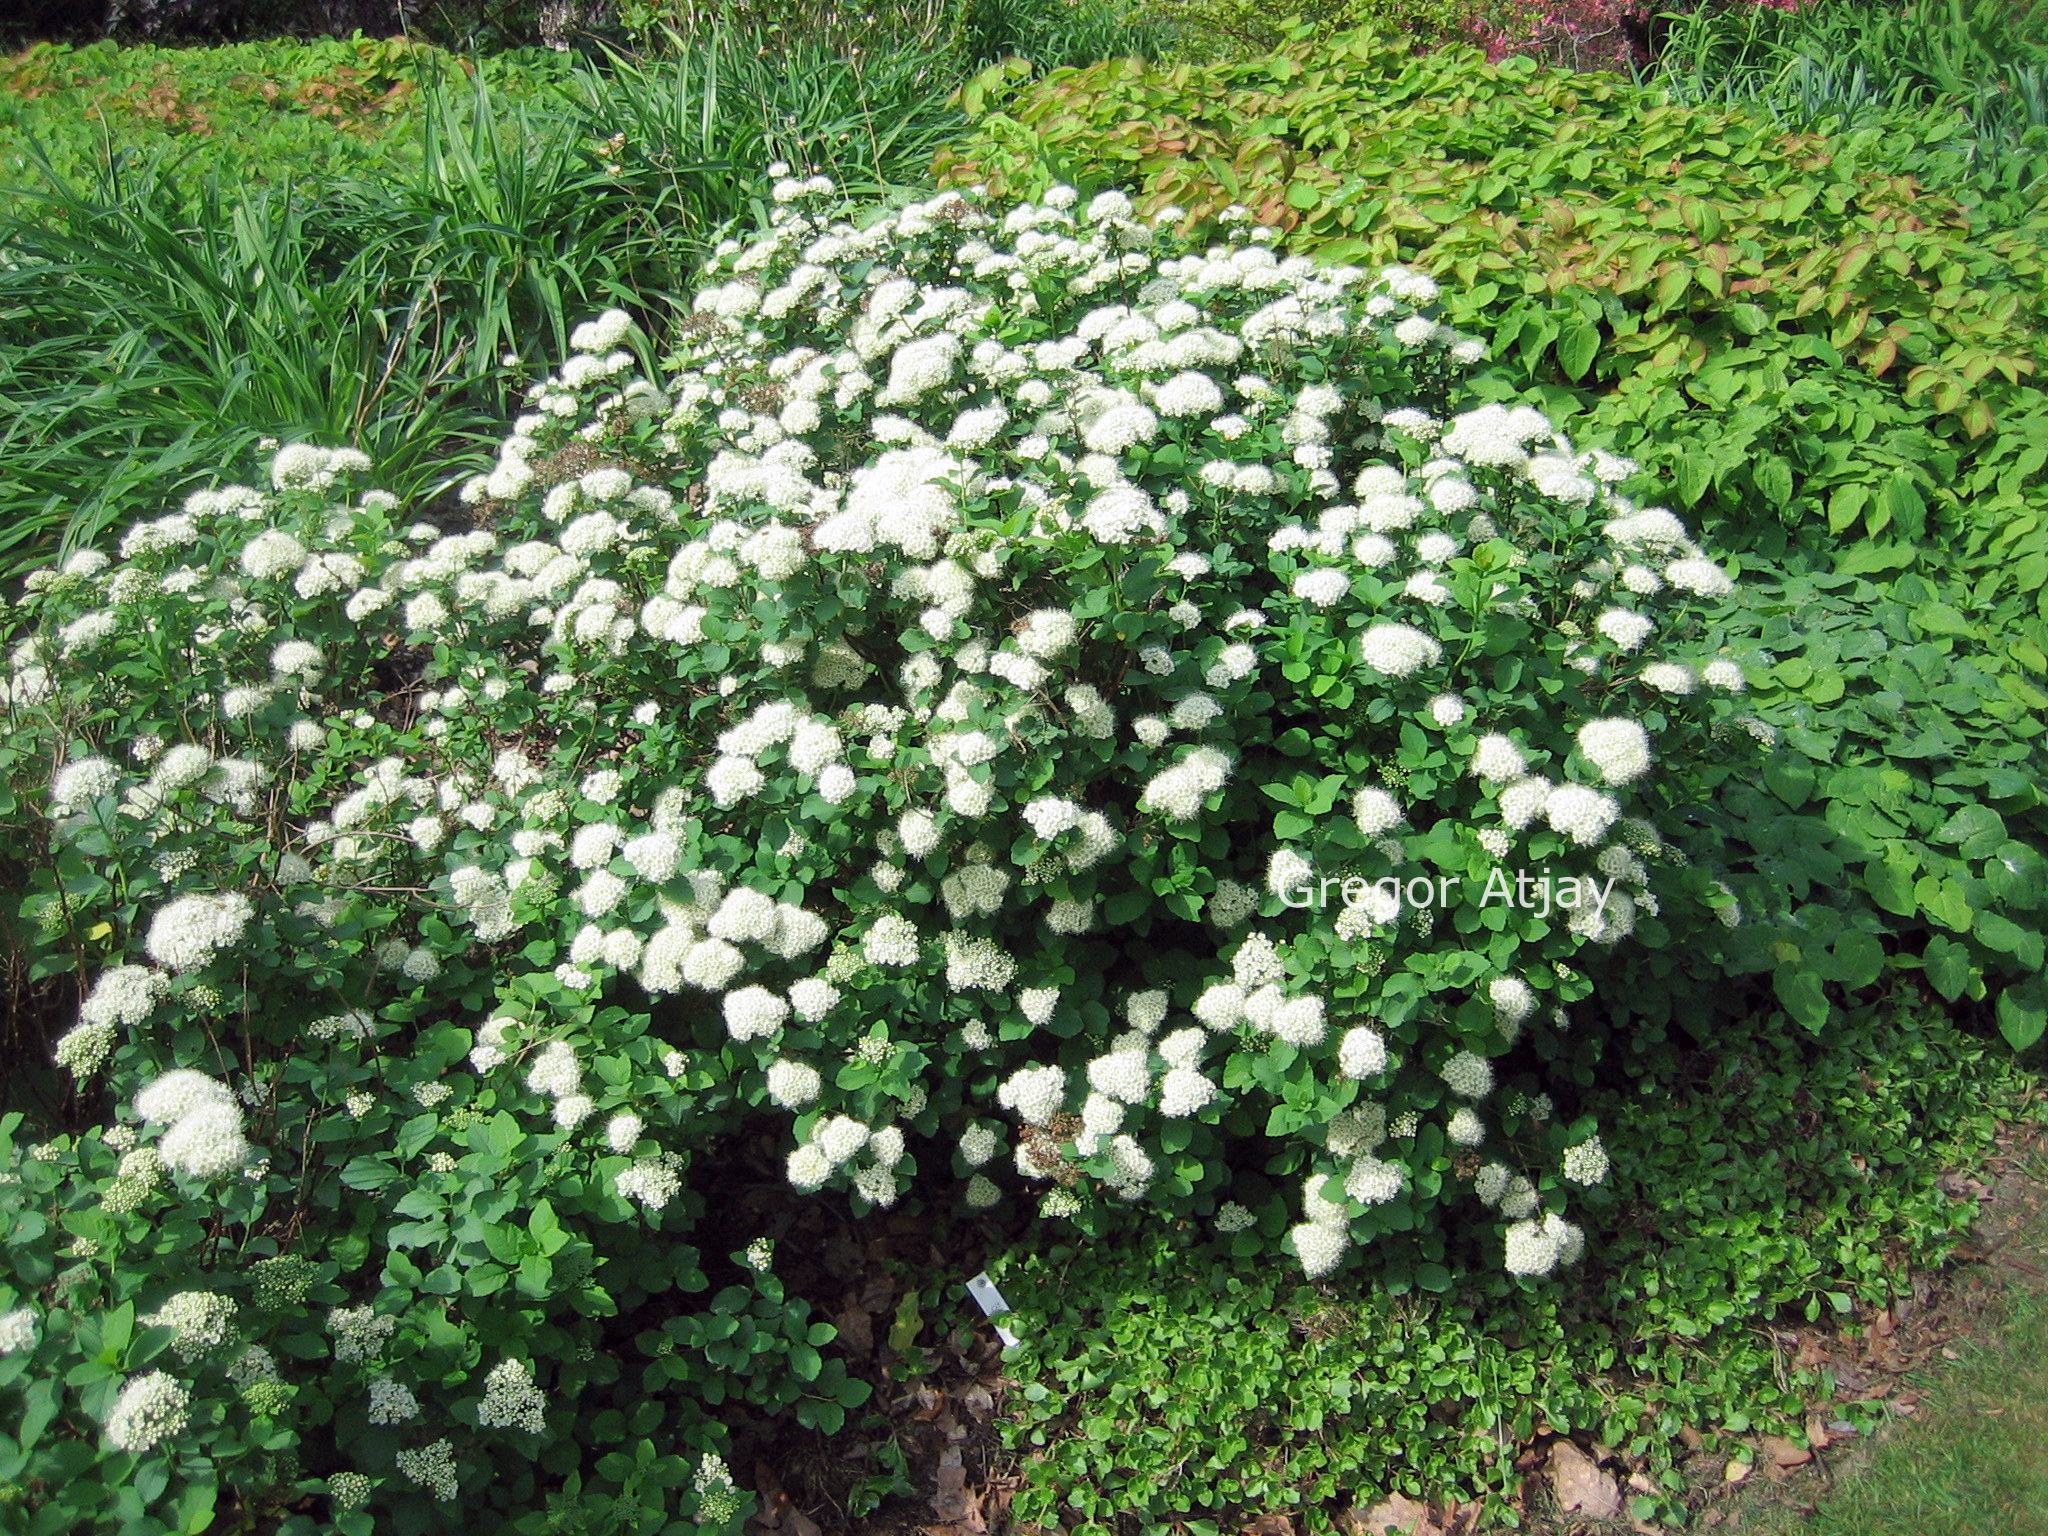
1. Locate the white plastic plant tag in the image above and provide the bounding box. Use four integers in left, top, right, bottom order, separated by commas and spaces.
965, 1271, 1020, 1346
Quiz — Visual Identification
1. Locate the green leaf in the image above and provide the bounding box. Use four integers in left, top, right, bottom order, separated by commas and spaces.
1835, 543, 1915, 576
1826, 930, 1884, 990
1863, 852, 1917, 917
1923, 936, 1974, 1002
1773, 967, 1829, 1032
888, 1290, 922, 1354
1997, 976, 2047, 1050
1881, 472, 1927, 542
1935, 805, 2005, 857
1762, 753, 1814, 809
1556, 319, 1599, 381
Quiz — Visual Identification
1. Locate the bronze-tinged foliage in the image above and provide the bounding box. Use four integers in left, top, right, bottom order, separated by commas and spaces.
938, 29, 2048, 602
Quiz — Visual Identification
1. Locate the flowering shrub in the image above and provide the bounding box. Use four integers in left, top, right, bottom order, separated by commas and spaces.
0, 175, 1762, 1525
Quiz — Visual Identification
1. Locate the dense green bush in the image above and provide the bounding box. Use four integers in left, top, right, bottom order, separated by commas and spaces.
0, 173, 1846, 1527
935, 29, 2048, 601
990, 1002, 2036, 1530
1672, 570, 2048, 1050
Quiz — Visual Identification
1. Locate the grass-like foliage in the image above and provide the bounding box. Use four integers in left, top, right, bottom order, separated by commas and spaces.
0, 176, 1820, 1529
0, 33, 970, 587
1653, 0, 2048, 197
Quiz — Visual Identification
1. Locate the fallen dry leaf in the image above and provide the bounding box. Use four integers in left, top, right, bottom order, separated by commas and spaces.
1722, 1458, 1752, 1484
1761, 1435, 1812, 1469
1344, 1492, 1440, 1536
929, 1446, 984, 1532
1243, 1515, 1295, 1536
835, 1295, 875, 1358
1546, 1440, 1621, 1520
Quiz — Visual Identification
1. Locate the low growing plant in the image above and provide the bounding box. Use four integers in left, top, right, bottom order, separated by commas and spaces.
990, 1000, 2037, 1531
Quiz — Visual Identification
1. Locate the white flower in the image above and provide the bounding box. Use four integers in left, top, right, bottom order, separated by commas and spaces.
1576, 718, 1652, 785
0, 1308, 37, 1354
1271, 995, 1326, 1047
1641, 662, 1697, 695
997, 1064, 1066, 1127
1019, 987, 1061, 1027
329, 1305, 397, 1363
1562, 1137, 1610, 1186
1081, 485, 1166, 544
477, 1359, 547, 1433
724, 986, 790, 1041
367, 1375, 421, 1425
142, 1291, 237, 1361
159, 1103, 252, 1179
1290, 1221, 1349, 1278
959, 1124, 1000, 1167
1665, 558, 1734, 598
106, 1370, 191, 1453
945, 933, 1018, 991
51, 756, 120, 812
1684, 659, 1741, 697
787, 1144, 833, 1191
1017, 609, 1079, 658
1491, 976, 1537, 1032
1215, 1201, 1256, 1233
145, 892, 255, 972
788, 977, 842, 1022
1293, 568, 1351, 608
605, 1112, 644, 1154
526, 1041, 582, 1099
816, 1115, 870, 1165
1439, 1051, 1494, 1100
1345, 1156, 1405, 1205
1087, 1050, 1151, 1105
1504, 1218, 1561, 1276
1159, 1067, 1218, 1117
397, 1440, 461, 1501
1596, 608, 1654, 651
1352, 787, 1403, 836
766, 1059, 823, 1108
1469, 734, 1535, 790
1337, 1026, 1387, 1079
1358, 623, 1441, 678
1499, 776, 1553, 830
1545, 783, 1621, 844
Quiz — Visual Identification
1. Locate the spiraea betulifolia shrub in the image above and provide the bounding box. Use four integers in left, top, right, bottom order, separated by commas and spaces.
2, 176, 1767, 1526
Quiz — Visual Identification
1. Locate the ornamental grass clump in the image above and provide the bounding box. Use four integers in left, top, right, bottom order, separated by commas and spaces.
2, 172, 1761, 1526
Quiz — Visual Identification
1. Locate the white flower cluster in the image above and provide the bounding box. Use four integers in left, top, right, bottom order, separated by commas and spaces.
476, 1357, 548, 1433
106, 1370, 191, 1453
133, 1068, 256, 1180
141, 1290, 237, 1362
0, 1307, 38, 1354
397, 1439, 460, 1501
0, 173, 1768, 1292
328, 1305, 396, 1364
